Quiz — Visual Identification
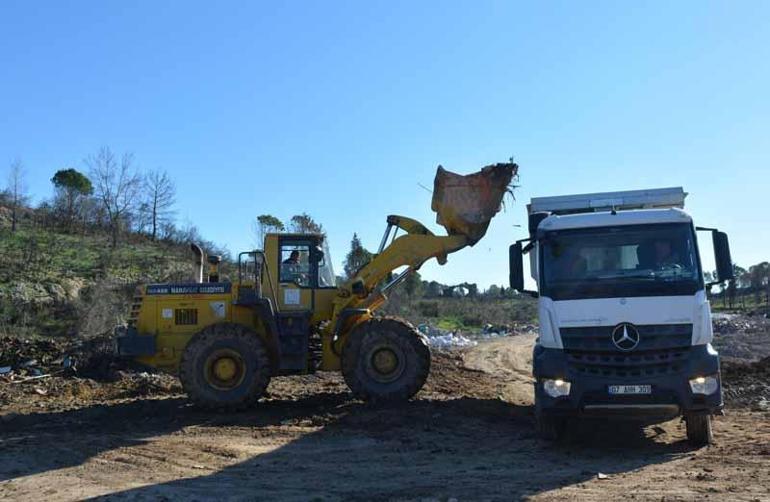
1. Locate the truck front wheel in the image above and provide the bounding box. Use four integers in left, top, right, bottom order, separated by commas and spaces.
536, 413, 566, 441
342, 317, 430, 403
685, 413, 713, 446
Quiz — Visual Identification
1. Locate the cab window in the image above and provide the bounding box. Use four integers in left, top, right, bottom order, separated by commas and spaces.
280, 242, 311, 287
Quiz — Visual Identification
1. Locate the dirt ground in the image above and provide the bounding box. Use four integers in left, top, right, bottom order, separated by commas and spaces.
1, 333, 770, 501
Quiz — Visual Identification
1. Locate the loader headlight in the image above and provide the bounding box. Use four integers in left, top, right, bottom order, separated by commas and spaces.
543, 378, 571, 398
689, 375, 719, 395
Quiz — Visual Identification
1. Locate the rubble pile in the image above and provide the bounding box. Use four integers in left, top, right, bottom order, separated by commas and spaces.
0, 336, 72, 381
711, 314, 770, 361
713, 314, 769, 335
0, 333, 127, 382
1, 334, 181, 411
722, 356, 770, 411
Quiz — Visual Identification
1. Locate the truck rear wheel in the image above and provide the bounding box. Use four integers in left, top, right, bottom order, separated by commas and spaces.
685, 413, 713, 446
180, 323, 272, 410
342, 317, 430, 403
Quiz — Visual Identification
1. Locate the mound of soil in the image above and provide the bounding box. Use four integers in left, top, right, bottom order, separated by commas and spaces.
722, 356, 770, 410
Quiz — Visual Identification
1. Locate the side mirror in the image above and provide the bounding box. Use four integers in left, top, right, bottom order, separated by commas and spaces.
713, 231, 734, 282
509, 243, 524, 292
313, 246, 325, 263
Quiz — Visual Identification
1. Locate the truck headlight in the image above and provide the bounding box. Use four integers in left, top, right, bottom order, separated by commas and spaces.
689, 375, 719, 395
543, 378, 571, 398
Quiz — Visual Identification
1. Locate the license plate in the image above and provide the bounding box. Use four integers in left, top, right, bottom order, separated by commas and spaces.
608, 384, 652, 395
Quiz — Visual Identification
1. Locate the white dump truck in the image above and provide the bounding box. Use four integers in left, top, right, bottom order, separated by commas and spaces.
509, 187, 734, 445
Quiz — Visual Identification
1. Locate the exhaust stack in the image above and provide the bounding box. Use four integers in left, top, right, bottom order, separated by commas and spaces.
190, 243, 204, 283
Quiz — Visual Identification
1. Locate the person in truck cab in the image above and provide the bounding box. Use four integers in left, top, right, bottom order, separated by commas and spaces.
653, 240, 681, 268
636, 240, 681, 270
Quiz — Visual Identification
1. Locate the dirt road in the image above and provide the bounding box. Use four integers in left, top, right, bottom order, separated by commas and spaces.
1, 334, 769, 501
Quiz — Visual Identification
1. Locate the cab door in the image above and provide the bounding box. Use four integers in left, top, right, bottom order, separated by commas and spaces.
277, 238, 315, 311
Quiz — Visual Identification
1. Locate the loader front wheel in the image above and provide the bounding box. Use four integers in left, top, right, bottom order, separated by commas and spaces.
180, 323, 271, 410
342, 317, 430, 403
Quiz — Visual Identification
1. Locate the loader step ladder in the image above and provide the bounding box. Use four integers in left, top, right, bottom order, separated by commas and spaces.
276, 311, 311, 372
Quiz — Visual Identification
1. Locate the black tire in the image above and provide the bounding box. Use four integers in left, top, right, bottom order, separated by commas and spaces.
180, 323, 272, 410
536, 413, 566, 441
342, 317, 430, 403
685, 413, 713, 446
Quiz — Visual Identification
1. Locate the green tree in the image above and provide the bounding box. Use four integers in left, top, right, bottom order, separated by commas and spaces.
343, 233, 373, 279
733, 264, 749, 308
253, 214, 285, 246
290, 212, 324, 235
51, 168, 93, 231
748, 262, 769, 304
403, 270, 424, 297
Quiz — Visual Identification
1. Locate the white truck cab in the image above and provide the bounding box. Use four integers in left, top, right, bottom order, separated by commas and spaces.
509, 188, 734, 445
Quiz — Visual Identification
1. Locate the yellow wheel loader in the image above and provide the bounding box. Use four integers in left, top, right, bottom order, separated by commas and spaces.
116, 163, 516, 409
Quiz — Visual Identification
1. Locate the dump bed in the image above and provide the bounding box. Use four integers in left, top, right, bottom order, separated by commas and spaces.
529, 187, 686, 215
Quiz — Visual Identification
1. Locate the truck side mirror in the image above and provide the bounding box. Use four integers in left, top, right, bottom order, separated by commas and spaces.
509, 243, 524, 292
713, 231, 734, 282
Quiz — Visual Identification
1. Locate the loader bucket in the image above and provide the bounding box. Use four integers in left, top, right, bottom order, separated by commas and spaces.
432, 162, 517, 244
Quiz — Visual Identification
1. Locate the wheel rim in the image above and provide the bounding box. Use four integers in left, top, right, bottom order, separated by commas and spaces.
205, 349, 247, 390
365, 344, 406, 383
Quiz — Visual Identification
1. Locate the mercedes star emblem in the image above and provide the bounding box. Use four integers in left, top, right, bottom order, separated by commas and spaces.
612, 323, 640, 351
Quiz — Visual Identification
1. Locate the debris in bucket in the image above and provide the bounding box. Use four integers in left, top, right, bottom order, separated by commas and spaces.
432, 162, 518, 244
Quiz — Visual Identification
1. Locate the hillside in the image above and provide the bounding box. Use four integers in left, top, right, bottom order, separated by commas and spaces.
0, 225, 196, 338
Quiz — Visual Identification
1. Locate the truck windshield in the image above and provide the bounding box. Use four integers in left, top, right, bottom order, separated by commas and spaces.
540, 223, 702, 300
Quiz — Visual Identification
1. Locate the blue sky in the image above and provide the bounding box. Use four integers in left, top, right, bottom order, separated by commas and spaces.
1, 1, 768, 288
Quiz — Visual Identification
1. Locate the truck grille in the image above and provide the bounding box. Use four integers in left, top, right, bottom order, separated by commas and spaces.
561, 324, 692, 379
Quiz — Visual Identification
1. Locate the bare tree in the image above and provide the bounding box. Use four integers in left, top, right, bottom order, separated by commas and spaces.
86, 147, 142, 247
6, 159, 29, 232
143, 169, 176, 241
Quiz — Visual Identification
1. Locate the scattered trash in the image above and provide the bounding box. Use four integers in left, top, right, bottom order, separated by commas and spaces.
597, 472, 609, 480
0, 366, 12, 375
33, 387, 48, 396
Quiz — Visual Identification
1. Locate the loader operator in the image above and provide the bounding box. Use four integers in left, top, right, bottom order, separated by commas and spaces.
283, 250, 300, 265
282, 249, 310, 286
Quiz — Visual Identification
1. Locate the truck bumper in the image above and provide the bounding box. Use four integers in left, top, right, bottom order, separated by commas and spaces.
533, 344, 723, 422
115, 326, 156, 357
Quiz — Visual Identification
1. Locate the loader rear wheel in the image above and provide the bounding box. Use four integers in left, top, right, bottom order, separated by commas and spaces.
180, 323, 271, 410
342, 317, 430, 403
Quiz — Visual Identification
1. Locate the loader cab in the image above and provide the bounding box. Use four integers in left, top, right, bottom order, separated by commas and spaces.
263, 233, 337, 320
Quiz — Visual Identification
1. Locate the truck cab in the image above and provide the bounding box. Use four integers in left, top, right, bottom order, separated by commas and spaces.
509, 187, 734, 445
